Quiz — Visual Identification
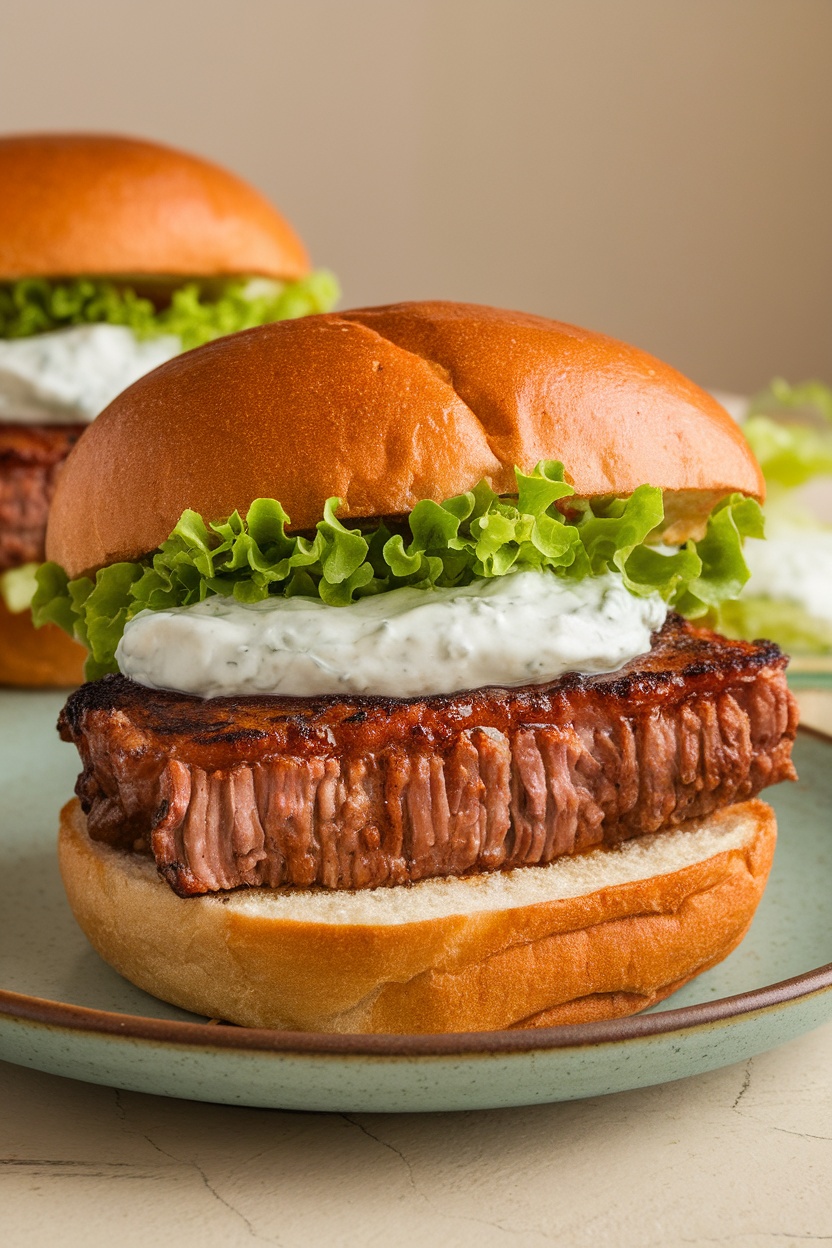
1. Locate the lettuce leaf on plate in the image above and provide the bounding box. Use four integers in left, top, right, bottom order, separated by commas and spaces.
743, 415, 832, 491
32, 463, 763, 679
714, 596, 832, 656
749, 377, 832, 424
733, 378, 832, 656
744, 379, 832, 490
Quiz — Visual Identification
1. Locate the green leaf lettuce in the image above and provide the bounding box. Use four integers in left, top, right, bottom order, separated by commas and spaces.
0, 272, 340, 350
731, 377, 832, 656
745, 378, 832, 491
0, 563, 40, 614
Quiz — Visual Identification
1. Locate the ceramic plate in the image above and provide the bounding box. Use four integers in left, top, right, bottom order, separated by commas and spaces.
1, 690, 831, 1113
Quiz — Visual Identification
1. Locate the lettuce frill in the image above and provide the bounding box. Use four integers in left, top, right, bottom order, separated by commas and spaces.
33, 463, 763, 680
0, 273, 340, 350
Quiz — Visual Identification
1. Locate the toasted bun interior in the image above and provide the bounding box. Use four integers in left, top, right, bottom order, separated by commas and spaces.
0, 133, 309, 282
0, 601, 84, 687
59, 797, 776, 1034
47, 303, 764, 580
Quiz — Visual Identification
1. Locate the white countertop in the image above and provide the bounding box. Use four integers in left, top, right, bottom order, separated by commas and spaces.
3, 690, 832, 1247
3, 1025, 832, 1247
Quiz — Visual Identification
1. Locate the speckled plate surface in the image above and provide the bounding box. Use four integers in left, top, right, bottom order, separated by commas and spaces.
1, 690, 831, 1113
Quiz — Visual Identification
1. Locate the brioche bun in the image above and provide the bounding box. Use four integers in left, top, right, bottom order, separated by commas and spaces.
0, 133, 309, 282
59, 796, 775, 1034
0, 600, 84, 687
46, 302, 764, 580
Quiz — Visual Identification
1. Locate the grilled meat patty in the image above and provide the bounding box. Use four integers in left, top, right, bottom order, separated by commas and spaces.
0, 423, 84, 571
59, 616, 799, 897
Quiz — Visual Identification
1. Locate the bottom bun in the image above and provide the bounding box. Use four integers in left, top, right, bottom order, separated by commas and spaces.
0, 601, 85, 687
59, 796, 776, 1034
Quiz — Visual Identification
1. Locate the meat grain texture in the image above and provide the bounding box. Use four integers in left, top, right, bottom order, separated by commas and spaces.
59, 616, 799, 897
0, 423, 84, 570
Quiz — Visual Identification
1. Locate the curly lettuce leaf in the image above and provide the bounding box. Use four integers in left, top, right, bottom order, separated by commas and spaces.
33, 464, 763, 678
0, 272, 339, 349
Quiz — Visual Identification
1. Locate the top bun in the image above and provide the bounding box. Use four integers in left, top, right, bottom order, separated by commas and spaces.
0, 133, 309, 281
47, 301, 764, 580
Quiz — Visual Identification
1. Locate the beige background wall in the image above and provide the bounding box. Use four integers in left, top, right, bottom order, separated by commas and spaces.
1, 0, 830, 392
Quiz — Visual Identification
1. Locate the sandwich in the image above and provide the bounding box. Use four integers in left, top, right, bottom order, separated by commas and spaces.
0, 131, 337, 686
35, 302, 799, 1034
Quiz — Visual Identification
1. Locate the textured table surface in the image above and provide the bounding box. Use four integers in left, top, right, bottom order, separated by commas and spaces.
3, 690, 832, 1248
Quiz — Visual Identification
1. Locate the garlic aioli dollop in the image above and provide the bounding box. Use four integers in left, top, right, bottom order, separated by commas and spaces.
0, 324, 181, 423
116, 570, 668, 700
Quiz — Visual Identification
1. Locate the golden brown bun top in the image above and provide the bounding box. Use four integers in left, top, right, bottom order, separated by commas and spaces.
0, 133, 310, 281
47, 301, 764, 579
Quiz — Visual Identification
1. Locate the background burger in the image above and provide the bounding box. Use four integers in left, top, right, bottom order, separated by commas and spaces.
0, 132, 338, 686
36, 302, 798, 1034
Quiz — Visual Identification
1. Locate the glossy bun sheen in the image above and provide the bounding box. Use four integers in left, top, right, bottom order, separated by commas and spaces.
47, 301, 764, 580
0, 133, 310, 282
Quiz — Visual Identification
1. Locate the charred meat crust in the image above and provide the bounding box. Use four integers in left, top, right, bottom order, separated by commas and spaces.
60, 616, 787, 764
0, 422, 85, 570
58, 616, 799, 896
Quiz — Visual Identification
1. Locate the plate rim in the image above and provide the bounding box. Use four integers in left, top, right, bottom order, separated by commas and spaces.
3, 962, 832, 1059
2, 724, 831, 1060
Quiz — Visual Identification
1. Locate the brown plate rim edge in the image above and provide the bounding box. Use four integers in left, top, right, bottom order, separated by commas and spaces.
2, 962, 832, 1058
1, 724, 830, 1061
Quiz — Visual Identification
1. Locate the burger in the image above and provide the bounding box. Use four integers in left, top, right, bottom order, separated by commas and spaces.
0, 132, 338, 686
36, 302, 799, 1034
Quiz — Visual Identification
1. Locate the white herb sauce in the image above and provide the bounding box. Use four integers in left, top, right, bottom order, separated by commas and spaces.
116, 570, 668, 700
743, 529, 832, 622
0, 324, 181, 423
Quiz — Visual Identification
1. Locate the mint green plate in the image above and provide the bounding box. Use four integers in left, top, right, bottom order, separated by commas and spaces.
1, 690, 831, 1113
787, 657, 832, 691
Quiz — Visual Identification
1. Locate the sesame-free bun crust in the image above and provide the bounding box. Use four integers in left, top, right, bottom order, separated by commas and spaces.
47, 302, 764, 579
0, 133, 309, 282
0, 600, 84, 687
59, 796, 775, 1033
